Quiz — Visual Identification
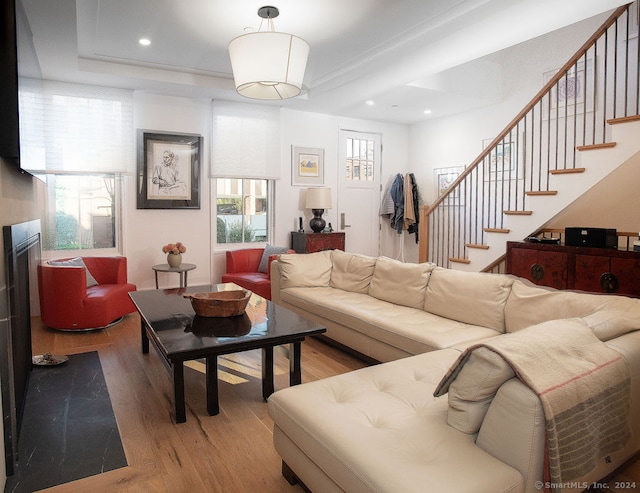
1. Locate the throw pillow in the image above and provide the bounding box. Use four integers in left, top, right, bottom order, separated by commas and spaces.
368, 256, 434, 309
48, 257, 99, 287
330, 250, 376, 294
445, 347, 515, 434
278, 251, 333, 289
424, 268, 514, 333
258, 245, 290, 274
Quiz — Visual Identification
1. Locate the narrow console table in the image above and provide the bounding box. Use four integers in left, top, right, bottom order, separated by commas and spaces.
506, 241, 640, 297
291, 231, 345, 254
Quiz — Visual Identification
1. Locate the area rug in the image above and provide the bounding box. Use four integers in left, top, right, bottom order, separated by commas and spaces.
4, 351, 127, 493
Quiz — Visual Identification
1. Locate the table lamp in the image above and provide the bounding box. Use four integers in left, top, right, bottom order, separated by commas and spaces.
306, 187, 332, 233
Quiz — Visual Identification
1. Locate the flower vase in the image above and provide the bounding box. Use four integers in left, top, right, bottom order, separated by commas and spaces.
167, 253, 182, 268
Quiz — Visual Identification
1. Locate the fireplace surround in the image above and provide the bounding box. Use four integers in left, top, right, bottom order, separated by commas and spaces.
2, 219, 41, 475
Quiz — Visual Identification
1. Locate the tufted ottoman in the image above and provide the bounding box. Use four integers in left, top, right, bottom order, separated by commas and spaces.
267, 348, 524, 493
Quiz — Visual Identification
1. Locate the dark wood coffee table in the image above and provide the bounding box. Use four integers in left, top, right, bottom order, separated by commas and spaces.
129, 284, 326, 423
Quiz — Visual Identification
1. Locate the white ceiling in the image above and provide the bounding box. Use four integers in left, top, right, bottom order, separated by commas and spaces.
17, 0, 628, 125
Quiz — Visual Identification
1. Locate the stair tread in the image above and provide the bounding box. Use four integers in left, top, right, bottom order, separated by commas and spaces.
550, 168, 585, 175
484, 227, 510, 233
504, 210, 533, 215
526, 190, 558, 196
449, 257, 471, 264
466, 243, 490, 250
607, 115, 640, 124
576, 142, 616, 151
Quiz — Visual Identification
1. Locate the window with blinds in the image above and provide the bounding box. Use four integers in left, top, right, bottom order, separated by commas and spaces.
18, 78, 134, 174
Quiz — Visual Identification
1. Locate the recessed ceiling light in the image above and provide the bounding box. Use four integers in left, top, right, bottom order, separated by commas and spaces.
365, 100, 375, 106
139, 38, 151, 46
424, 109, 432, 114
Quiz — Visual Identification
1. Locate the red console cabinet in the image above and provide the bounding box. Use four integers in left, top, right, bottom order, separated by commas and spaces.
291, 231, 345, 254
506, 241, 640, 297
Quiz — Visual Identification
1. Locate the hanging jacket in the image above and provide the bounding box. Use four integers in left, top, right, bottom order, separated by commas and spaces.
407, 173, 420, 243
380, 175, 396, 217
389, 173, 404, 234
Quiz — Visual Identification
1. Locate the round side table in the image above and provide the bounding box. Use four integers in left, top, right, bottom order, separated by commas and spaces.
152, 263, 196, 289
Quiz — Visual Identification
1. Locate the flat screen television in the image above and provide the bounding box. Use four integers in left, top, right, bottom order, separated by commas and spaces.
0, 0, 20, 161
1, 1, 42, 174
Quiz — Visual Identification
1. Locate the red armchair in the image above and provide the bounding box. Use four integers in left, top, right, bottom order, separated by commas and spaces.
37, 256, 137, 331
221, 247, 293, 300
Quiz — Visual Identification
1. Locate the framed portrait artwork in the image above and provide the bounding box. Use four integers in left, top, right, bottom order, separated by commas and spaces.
292, 146, 324, 186
137, 130, 202, 209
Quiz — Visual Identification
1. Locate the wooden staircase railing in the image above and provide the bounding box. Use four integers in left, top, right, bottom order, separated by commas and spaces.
420, 3, 639, 268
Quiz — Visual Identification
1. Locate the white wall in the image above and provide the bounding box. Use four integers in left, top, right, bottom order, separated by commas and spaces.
125, 95, 412, 290
126, 14, 612, 287
126, 92, 212, 290
278, 109, 413, 261
408, 12, 640, 242
409, 14, 607, 204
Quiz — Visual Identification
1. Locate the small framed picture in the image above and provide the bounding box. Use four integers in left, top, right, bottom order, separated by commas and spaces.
137, 130, 202, 209
434, 166, 464, 206
292, 146, 324, 186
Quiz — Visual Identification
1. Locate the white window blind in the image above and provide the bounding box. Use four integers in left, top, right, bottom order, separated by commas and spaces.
211, 100, 281, 179
18, 78, 134, 174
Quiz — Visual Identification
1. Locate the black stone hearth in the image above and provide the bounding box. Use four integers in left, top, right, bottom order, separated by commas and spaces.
4, 352, 127, 493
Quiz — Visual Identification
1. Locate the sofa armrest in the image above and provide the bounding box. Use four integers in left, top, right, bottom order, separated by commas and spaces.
476, 378, 545, 489
38, 262, 88, 314
270, 260, 282, 304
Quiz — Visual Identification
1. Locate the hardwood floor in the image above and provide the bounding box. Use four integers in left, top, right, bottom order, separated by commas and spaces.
30, 313, 367, 492
28, 312, 640, 492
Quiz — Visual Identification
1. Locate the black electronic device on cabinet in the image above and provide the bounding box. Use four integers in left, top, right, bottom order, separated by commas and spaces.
565, 227, 617, 249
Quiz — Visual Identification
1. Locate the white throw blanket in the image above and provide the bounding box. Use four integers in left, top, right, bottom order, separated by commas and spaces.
434, 319, 631, 491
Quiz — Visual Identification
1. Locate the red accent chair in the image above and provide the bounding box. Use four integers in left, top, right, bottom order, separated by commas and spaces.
221, 248, 293, 300
38, 256, 137, 330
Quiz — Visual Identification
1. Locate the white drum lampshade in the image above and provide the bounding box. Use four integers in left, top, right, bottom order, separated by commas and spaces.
228, 6, 309, 100
306, 187, 332, 233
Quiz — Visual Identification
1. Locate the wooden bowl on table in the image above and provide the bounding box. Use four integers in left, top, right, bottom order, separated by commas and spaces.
183, 290, 251, 317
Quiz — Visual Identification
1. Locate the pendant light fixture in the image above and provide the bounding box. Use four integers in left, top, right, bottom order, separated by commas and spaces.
228, 6, 309, 100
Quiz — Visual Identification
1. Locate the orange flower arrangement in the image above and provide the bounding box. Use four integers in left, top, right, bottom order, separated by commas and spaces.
162, 242, 187, 255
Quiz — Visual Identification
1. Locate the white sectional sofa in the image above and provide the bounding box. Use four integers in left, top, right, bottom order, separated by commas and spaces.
268, 250, 640, 493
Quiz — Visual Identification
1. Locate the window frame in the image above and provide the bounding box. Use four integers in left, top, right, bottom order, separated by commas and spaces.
38, 172, 124, 261
213, 177, 274, 249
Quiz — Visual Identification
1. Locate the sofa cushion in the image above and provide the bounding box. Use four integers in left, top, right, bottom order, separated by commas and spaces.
424, 268, 514, 332
48, 257, 99, 287
582, 296, 640, 341
268, 350, 525, 493
505, 279, 640, 340
446, 347, 515, 434
278, 251, 332, 289
330, 250, 377, 294
280, 287, 502, 354
504, 279, 605, 333
368, 257, 434, 309
258, 245, 290, 273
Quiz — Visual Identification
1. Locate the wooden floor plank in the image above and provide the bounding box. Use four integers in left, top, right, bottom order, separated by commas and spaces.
28, 311, 640, 492
29, 312, 365, 492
